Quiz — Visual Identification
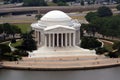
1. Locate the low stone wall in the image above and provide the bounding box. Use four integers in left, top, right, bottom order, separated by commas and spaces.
2, 62, 120, 71
1, 57, 120, 71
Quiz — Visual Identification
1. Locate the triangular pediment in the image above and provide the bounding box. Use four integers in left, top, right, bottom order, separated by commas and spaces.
44, 25, 75, 32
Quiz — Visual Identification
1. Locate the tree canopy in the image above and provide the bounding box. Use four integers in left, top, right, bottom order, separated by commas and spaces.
116, 4, 120, 11
18, 30, 37, 52
53, 0, 76, 3
97, 6, 113, 17
80, 0, 84, 6
0, 23, 21, 39
23, 0, 47, 6
0, 44, 11, 56
114, 0, 120, 3
91, 15, 120, 38
84, 6, 120, 38
85, 12, 98, 22
81, 37, 102, 49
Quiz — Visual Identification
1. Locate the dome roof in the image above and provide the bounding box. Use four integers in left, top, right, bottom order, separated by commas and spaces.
40, 10, 72, 22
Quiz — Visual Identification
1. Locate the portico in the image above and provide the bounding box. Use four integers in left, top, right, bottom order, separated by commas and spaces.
45, 33, 75, 47
44, 25, 76, 47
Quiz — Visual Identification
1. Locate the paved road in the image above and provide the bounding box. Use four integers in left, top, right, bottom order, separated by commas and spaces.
0, 14, 36, 24
0, 4, 117, 14
0, 12, 87, 24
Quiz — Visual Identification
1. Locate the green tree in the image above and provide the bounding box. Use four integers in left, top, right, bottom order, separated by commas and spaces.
81, 23, 97, 37
2, 23, 11, 40
0, 24, 3, 34
107, 41, 120, 58
0, 44, 11, 56
107, 51, 119, 58
85, 12, 98, 22
81, 37, 102, 49
9, 25, 21, 38
2, 23, 21, 39
23, 0, 47, 6
53, 0, 75, 3
80, 0, 84, 6
57, 1, 68, 6
35, 14, 42, 20
19, 30, 37, 52
112, 41, 120, 51
114, 0, 120, 3
95, 47, 108, 55
3, 23, 11, 35
53, 0, 58, 3
116, 4, 120, 11
97, 6, 113, 17
91, 15, 120, 38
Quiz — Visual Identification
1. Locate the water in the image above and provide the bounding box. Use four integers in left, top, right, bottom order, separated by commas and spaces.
0, 67, 120, 80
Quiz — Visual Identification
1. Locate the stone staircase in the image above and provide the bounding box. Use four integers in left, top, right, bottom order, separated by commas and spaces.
3, 55, 120, 70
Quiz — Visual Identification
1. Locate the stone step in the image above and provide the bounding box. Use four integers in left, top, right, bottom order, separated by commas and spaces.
22, 55, 107, 62
4, 58, 120, 67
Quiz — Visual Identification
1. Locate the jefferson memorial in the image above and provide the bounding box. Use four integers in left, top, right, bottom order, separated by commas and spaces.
29, 10, 96, 57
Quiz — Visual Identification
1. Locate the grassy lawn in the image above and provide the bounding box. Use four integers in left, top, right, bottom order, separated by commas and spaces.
47, 2, 57, 6
11, 40, 23, 47
0, 23, 30, 47
1, 42, 10, 45
103, 41, 113, 51
71, 16, 85, 20
13, 23, 31, 33
1, 40, 22, 48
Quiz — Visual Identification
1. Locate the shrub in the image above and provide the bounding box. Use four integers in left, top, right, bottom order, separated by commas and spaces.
12, 50, 29, 57
2, 54, 22, 61
0, 44, 11, 55
57, 1, 68, 6
107, 51, 119, 58
81, 37, 102, 49
116, 4, 120, 11
95, 47, 108, 55
11, 38, 16, 43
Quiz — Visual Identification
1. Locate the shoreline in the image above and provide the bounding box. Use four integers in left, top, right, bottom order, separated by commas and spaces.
1, 63, 120, 71
1, 56, 120, 71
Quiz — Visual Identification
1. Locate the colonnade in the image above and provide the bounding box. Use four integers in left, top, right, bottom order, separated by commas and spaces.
45, 33, 75, 47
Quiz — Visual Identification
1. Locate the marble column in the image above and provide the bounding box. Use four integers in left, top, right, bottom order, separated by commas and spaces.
73, 33, 75, 46
65, 33, 67, 47
48, 34, 49, 47
57, 33, 59, 47
69, 33, 71, 46
47, 34, 49, 47
49, 34, 51, 47
61, 33, 63, 47
52, 33, 55, 47
39, 32, 40, 45
45, 34, 47, 47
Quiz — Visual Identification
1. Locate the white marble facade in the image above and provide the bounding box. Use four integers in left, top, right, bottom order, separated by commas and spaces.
31, 10, 80, 48
29, 10, 96, 57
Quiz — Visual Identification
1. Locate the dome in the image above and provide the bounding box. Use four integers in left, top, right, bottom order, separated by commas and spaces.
40, 10, 72, 22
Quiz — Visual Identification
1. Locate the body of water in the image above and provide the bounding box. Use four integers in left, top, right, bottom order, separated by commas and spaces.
0, 67, 120, 80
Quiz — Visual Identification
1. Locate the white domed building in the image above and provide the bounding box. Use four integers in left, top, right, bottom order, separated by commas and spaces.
29, 10, 96, 57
